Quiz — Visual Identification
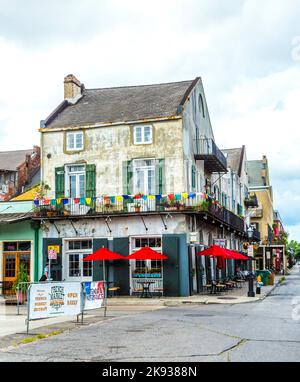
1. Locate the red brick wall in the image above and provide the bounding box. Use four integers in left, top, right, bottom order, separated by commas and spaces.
16, 146, 40, 194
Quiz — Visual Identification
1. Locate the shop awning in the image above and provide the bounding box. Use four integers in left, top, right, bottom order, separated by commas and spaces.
0, 212, 33, 225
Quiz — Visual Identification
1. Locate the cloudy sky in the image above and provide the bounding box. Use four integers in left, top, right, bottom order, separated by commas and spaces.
0, 0, 299, 239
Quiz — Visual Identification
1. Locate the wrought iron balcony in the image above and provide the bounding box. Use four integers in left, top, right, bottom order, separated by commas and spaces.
250, 208, 263, 218
252, 227, 261, 242
33, 193, 246, 234
244, 193, 258, 208
194, 138, 227, 173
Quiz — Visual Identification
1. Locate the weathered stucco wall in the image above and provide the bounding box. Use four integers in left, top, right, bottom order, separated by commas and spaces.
41, 119, 185, 197
42, 215, 188, 239
181, 78, 216, 193
251, 188, 274, 241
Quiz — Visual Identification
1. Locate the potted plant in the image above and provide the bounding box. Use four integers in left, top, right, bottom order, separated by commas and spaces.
134, 203, 141, 212
13, 263, 29, 304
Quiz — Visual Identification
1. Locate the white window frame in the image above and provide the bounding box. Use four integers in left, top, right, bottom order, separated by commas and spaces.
133, 158, 156, 195
63, 238, 93, 282
66, 131, 84, 151
65, 164, 86, 198
133, 125, 152, 145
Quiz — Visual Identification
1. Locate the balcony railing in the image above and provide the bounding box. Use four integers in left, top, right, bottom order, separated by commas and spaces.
250, 208, 263, 218
33, 193, 246, 234
244, 193, 258, 208
194, 138, 227, 173
252, 228, 261, 242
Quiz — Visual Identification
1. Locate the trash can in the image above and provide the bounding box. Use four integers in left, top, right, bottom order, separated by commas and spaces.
268, 272, 275, 286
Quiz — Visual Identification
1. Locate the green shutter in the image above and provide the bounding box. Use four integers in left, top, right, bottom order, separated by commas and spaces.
192, 165, 196, 189
55, 167, 65, 198
156, 158, 165, 194
86, 164, 96, 198
122, 160, 133, 195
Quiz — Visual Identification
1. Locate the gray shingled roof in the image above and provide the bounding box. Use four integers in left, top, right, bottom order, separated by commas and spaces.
0, 149, 33, 171
221, 148, 243, 174
247, 160, 265, 187
45, 80, 196, 129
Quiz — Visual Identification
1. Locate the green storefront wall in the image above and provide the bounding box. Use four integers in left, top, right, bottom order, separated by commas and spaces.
0, 220, 42, 282
0, 200, 42, 282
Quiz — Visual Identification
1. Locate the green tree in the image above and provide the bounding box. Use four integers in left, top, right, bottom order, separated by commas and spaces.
287, 240, 300, 260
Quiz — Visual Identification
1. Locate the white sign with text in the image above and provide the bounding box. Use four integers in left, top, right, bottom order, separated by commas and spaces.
29, 282, 82, 320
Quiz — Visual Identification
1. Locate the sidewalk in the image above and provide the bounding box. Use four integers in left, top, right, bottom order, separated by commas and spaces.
107, 275, 282, 307
0, 274, 283, 349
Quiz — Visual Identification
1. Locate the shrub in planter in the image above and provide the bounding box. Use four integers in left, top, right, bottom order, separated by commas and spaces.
13, 263, 29, 304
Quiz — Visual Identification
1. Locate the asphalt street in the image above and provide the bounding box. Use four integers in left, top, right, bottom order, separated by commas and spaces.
0, 268, 300, 362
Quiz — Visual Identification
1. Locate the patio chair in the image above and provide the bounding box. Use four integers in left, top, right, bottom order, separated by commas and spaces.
108, 285, 120, 297
153, 287, 164, 297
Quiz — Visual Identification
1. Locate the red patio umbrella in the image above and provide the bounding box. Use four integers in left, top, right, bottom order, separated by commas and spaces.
84, 247, 125, 283
127, 246, 168, 260
224, 249, 249, 260
196, 245, 229, 258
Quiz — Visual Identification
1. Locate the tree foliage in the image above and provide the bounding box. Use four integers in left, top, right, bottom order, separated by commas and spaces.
287, 240, 300, 259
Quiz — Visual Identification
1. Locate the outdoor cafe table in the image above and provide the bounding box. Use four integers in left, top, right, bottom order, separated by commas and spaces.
137, 281, 156, 298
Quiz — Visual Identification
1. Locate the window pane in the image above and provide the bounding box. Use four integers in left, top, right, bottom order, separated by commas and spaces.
67, 133, 75, 149
135, 169, 144, 194
81, 240, 92, 249
148, 169, 155, 194
3, 242, 17, 251
5, 255, 16, 278
69, 165, 85, 173
141, 238, 148, 247
83, 254, 93, 277
69, 254, 80, 277
149, 238, 156, 247
75, 133, 83, 149
135, 238, 141, 248
18, 242, 31, 251
144, 126, 151, 142
135, 127, 142, 143
79, 174, 85, 198
70, 175, 76, 198
20, 254, 30, 276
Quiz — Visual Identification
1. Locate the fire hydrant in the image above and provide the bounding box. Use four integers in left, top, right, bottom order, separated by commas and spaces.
256, 275, 263, 294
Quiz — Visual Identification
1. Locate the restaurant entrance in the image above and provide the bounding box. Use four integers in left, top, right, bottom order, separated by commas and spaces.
2, 241, 31, 294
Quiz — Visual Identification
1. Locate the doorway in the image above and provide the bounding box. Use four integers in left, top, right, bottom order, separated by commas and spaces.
2, 241, 31, 294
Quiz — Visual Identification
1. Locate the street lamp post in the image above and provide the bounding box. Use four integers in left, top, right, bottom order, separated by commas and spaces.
247, 226, 255, 297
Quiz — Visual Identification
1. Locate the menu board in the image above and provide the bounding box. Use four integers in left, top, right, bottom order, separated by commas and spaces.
29, 282, 82, 320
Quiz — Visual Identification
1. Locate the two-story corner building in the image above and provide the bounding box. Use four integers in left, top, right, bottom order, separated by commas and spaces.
0, 146, 41, 201
34, 74, 249, 297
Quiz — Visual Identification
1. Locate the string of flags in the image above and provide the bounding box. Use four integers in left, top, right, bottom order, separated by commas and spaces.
33, 192, 223, 207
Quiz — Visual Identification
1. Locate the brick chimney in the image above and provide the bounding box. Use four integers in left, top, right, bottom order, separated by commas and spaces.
64, 74, 82, 100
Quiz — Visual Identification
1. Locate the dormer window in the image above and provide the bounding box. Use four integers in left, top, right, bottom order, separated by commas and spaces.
134, 125, 152, 145
67, 131, 83, 151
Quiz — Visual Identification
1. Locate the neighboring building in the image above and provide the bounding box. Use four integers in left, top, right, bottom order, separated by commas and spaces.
247, 156, 274, 244
34, 74, 250, 296
211, 146, 260, 273
0, 146, 41, 201
0, 198, 41, 295
247, 156, 286, 272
